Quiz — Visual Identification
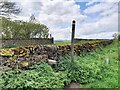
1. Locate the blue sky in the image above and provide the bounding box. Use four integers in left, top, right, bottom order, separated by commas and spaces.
8, 0, 118, 40
76, 2, 101, 22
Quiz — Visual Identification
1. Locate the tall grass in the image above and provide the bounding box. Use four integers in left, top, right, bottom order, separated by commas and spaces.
56, 40, 118, 88
77, 40, 118, 88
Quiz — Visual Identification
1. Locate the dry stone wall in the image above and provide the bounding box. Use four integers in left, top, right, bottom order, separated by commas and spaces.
0, 38, 54, 48
74, 38, 110, 43
0, 40, 113, 69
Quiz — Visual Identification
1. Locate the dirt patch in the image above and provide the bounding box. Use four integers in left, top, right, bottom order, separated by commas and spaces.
64, 82, 80, 90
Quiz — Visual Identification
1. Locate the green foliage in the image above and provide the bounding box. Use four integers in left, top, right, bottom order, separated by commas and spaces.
0, 62, 70, 89
1, 16, 49, 39
0, 40, 118, 89
56, 56, 102, 84
56, 40, 118, 87
79, 41, 118, 88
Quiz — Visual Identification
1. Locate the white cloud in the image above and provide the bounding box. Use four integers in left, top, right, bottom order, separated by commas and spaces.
84, 2, 117, 14
9, 0, 86, 40
78, 32, 116, 39
37, 0, 86, 40
50, 27, 71, 40
100, 6, 118, 16
76, 12, 118, 38
86, 0, 98, 6
75, 0, 119, 2
38, 0, 86, 25
73, 1, 118, 39
19, 2, 42, 17
7, 0, 118, 40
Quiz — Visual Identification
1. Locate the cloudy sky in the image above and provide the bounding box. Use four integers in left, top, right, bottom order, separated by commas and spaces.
8, 0, 118, 40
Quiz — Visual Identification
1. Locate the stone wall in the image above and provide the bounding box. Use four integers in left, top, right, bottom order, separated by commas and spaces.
0, 38, 54, 47
0, 40, 113, 69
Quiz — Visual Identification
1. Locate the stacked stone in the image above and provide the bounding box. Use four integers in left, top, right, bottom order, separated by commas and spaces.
0, 40, 113, 69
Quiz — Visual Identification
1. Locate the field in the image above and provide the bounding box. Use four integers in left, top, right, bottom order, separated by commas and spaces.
54, 41, 71, 45
0, 39, 119, 89
54, 40, 100, 45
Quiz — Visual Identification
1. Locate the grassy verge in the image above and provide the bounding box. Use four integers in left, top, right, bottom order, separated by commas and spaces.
79, 40, 118, 88
56, 40, 118, 88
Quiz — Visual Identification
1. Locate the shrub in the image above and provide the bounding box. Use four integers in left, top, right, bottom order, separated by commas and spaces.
56, 57, 103, 84
0, 62, 70, 89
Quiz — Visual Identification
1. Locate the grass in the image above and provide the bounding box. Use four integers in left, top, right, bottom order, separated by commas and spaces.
56, 39, 118, 88
54, 41, 71, 45
78, 40, 118, 88
54, 40, 103, 45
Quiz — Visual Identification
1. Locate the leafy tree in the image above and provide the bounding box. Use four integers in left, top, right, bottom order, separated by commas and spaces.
29, 14, 36, 23
28, 15, 49, 38
112, 33, 117, 39
0, 1, 21, 16
0, 1, 21, 40
112, 33, 120, 40
0, 16, 49, 39
30, 23, 49, 38
1, 16, 12, 39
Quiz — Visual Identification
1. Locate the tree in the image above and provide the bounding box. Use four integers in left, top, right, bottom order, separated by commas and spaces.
0, 1, 21, 40
112, 33, 120, 41
112, 33, 118, 39
0, 1, 21, 16
1, 16, 13, 39
29, 14, 36, 23
28, 15, 49, 38
1, 16, 49, 39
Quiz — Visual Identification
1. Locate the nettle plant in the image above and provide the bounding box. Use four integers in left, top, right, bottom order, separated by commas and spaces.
0, 62, 70, 89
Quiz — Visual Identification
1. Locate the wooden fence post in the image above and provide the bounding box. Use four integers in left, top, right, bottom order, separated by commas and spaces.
71, 20, 76, 63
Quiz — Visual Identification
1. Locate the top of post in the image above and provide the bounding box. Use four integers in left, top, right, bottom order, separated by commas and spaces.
72, 20, 76, 24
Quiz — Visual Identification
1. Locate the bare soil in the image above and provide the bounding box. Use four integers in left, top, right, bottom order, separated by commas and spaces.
64, 82, 80, 90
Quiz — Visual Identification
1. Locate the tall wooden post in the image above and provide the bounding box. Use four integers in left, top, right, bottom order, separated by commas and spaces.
71, 20, 76, 63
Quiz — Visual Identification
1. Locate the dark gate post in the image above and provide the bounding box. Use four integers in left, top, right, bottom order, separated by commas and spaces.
71, 20, 76, 63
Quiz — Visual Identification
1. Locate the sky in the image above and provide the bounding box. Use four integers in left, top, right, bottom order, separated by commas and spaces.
7, 0, 119, 40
